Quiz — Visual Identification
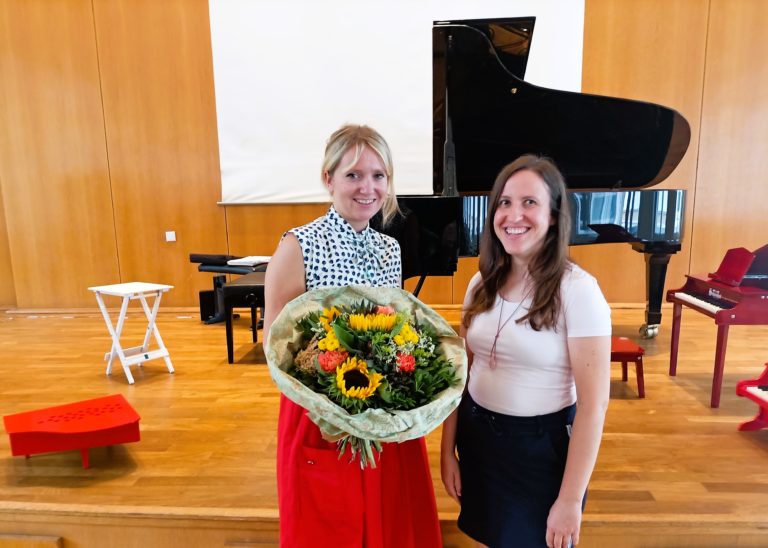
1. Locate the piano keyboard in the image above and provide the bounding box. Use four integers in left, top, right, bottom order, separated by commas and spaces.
673, 291, 735, 314
745, 385, 768, 403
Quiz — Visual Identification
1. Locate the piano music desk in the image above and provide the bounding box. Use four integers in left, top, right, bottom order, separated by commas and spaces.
736, 364, 768, 431
667, 274, 768, 408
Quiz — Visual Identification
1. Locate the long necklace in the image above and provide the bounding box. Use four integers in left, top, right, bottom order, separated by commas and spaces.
489, 286, 533, 369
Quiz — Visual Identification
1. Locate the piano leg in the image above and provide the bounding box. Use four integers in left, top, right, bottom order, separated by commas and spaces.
638, 251, 673, 339
225, 297, 235, 365
669, 303, 682, 376
711, 325, 730, 408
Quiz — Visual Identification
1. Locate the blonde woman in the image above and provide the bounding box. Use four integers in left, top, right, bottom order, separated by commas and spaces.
264, 125, 441, 548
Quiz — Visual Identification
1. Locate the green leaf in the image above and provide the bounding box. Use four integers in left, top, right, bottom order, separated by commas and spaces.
333, 323, 359, 354
377, 379, 392, 403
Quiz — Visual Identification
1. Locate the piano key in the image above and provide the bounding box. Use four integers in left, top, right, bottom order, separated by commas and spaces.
745, 385, 768, 404
673, 291, 735, 314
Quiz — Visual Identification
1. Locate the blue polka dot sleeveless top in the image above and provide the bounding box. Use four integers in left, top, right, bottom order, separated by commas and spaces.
288, 206, 402, 290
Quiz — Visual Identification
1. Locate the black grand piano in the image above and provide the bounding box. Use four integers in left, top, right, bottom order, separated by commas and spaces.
374, 17, 690, 338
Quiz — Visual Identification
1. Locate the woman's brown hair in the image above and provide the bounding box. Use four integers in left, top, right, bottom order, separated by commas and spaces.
462, 154, 572, 331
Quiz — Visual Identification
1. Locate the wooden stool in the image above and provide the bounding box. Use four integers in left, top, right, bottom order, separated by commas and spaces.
611, 336, 645, 398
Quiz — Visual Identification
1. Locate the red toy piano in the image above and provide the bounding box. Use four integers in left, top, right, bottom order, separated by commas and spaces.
3, 394, 140, 468
736, 364, 768, 431
667, 244, 768, 408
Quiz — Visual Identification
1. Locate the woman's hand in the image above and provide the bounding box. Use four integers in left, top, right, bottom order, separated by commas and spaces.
546, 497, 581, 548
440, 451, 462, 503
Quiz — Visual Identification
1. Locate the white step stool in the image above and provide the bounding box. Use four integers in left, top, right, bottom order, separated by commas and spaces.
88, 282, 175, 384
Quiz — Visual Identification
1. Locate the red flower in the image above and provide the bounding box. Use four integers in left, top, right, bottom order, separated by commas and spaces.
376, 305, 395, 315
318, 350, 349, 372
397, 352, 416, 373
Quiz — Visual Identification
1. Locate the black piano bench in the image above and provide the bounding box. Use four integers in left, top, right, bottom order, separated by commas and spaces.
223, 271, 266, 364
189, 253, 255, 324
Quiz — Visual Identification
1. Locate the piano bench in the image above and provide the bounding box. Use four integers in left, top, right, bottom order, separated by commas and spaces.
611, 337, 646, 398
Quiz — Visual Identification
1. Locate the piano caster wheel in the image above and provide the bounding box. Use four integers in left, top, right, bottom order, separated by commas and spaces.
639, 324, 659, 339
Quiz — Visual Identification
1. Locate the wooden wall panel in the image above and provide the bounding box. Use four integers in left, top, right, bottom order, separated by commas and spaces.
577, 0, 709, 304
0, 182, 16, 307
93, 0, 226, 306
225, 203, 328, 258
0, 0, 118, 308
690, 0, 768, 273
403, 275, 452, 305
452, 257, 479, 306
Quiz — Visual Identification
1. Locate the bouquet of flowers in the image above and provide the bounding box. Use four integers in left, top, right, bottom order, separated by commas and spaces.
266, 285, 467, 468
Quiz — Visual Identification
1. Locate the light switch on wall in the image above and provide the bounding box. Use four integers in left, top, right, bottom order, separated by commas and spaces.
165, 231, 177, 242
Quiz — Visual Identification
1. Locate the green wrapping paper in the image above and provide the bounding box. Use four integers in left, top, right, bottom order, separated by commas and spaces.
265, 285, 468, 445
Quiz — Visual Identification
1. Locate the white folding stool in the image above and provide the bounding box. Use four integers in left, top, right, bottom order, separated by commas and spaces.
88, 282, 175, 384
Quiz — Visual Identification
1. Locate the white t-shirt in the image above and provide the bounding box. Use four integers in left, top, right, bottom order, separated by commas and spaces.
465, 264, 611, 416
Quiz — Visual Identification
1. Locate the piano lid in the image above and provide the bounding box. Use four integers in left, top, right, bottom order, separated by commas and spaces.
434, 18, 692, 194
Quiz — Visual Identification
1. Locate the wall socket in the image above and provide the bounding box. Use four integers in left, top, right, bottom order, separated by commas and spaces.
165, 231, 177, 242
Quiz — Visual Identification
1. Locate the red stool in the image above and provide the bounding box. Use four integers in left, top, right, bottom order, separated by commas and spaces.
3, 394, 140, 468
611, 336, 645, 398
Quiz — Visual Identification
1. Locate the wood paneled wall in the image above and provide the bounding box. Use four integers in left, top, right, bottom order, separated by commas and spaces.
691, 0, 768, 272
0, 0, 118, 308
0, 182, 15, 307
92, 0, 226, 307
0, 0, 765, 308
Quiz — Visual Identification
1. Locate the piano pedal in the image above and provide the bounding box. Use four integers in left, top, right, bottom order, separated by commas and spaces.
639, 324, 659, 339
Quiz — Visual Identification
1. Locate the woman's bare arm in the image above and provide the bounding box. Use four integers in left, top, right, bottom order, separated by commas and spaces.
263, 233, 306, 351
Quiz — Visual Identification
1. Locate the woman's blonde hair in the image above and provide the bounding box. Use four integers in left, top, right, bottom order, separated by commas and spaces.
322, 124, 400, 226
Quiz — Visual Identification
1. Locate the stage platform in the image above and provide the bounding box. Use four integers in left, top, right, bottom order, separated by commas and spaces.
1, 307, 767, 547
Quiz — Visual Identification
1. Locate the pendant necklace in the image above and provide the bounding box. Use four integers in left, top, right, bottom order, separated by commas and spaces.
489, 285, 533, 369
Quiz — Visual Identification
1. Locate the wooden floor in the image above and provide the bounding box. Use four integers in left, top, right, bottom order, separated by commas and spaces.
1, 306, 767, 547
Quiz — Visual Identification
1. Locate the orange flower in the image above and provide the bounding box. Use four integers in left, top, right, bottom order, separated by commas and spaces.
318, 350, 349, 373
397, 352, 416, 373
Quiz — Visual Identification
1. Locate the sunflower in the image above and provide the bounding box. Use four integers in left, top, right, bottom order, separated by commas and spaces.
336, 357, 383, 400
349, 313, 397, 332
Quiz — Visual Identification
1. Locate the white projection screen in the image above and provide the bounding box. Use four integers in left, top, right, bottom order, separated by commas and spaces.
208, 0, 585, 204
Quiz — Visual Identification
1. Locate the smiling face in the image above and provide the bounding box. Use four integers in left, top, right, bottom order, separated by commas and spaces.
493, 168, 555, 267
324, 145, 388, 232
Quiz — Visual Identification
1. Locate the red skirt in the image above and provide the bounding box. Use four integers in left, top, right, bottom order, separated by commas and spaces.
276, 395, 442, 548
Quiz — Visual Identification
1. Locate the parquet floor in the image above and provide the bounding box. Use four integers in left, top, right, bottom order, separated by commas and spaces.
1, 306, 767, 546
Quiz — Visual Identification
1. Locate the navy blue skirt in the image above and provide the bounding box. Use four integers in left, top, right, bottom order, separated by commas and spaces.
456, 394, 578, 548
